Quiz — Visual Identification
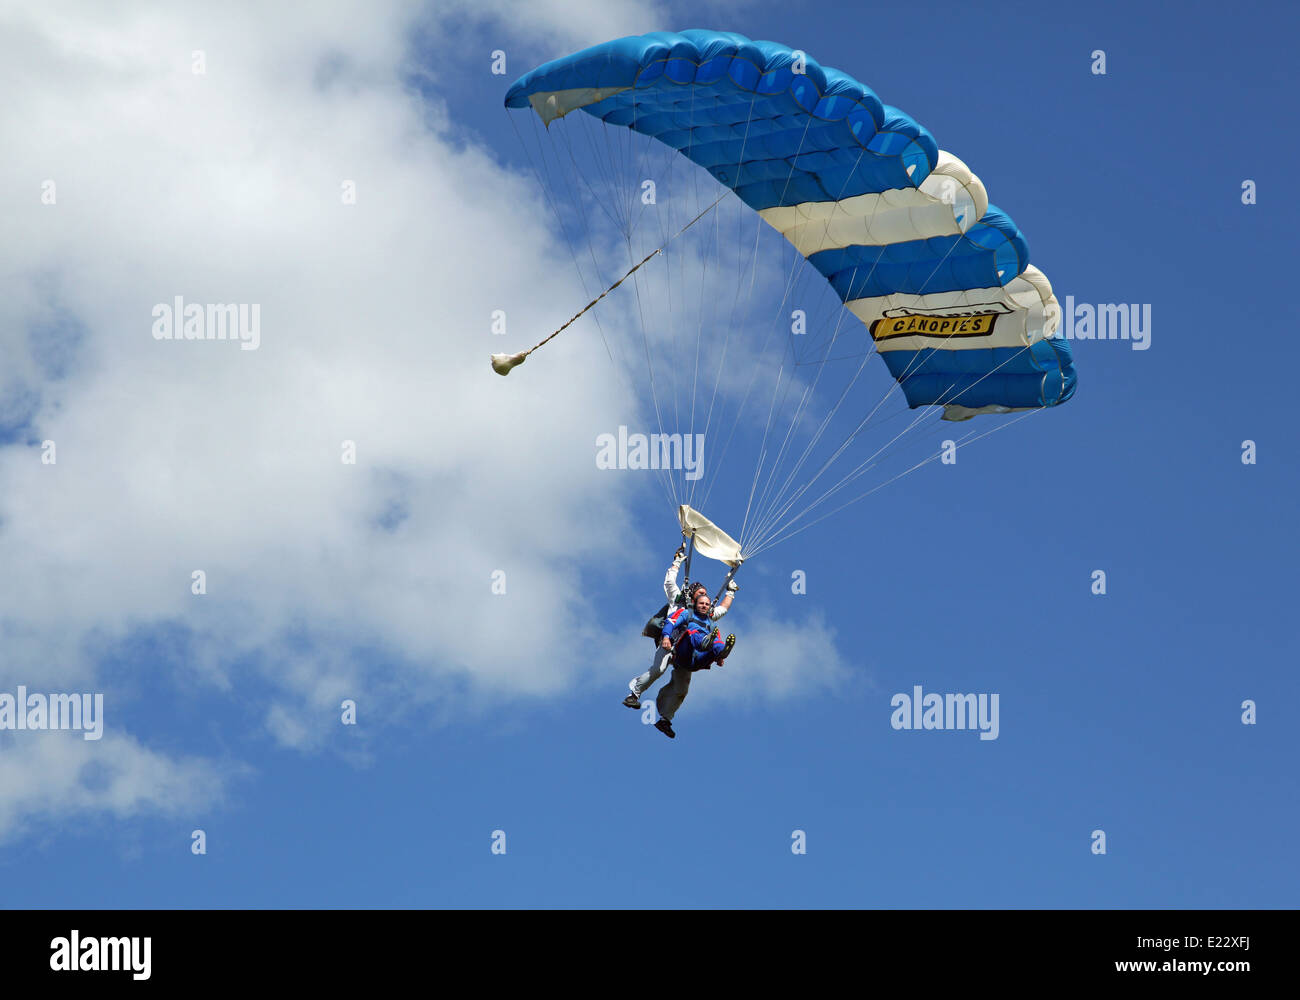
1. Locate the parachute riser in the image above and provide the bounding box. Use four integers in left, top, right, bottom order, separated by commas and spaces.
713, 562, 742, 605
679, 533, 696, 606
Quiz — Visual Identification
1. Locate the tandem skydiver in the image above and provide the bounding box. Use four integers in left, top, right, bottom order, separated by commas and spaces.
623, 543, 737, 738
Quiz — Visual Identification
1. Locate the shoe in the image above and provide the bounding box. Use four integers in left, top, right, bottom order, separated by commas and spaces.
716, 634, 736, 661
623, 692, 642, 709
654, 718, 676, 739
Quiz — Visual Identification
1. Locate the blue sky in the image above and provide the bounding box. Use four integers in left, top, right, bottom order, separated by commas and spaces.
1, 0, 1296, 909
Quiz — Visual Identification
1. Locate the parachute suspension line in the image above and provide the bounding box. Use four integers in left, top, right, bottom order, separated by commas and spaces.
747, 169, 897, 517
747, 342, 1043, 554
628, 102, 664, 236
746, 295, 940, 551
744, 335, 817, 543
745, 240, 887, 548
680, 86, 714, 507
749, 406, 1046, 558
748, 212, 988, 549
732, 222, 841, 543
819, 341, 1036, 509
654, 88, 689, 454
683, 202, 710, 504
628, 239, 680, 511
680, 91, 758, 512
489, 192, 725, 377
712, 562, 740, 605
758, 356, 931, 545
705, 213, 829, 532
681, 532, 695, 598
754, 405, 1015, 558
719, 130, 865, 535
622, 96, 681, 510
546, 117, 633, 374
793, 351, 883, 367
521, 110, 669, 535
736, 144, 874, 548
555, 113, 626, 236
748, 378, 938, 554
701, 238, 805, 520
754, 160, 971, 520
745, 254, 881, 547
695, 103, 812, 507
738, 144, 878, 540
509, 98, 723, 510
509, 110, 678, 511
677, 83, 704, 476
508, 112, 615, 366
745, 319, 878, 549
689, 91, 770, 513
628, 106, 694, 512
747, 362, 962, 555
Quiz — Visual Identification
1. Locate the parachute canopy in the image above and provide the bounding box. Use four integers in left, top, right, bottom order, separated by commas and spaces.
505, 29, 1076, 418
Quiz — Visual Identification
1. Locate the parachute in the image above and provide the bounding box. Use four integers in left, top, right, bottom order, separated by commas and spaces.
503, 30, 1076, 562
677, 505, 742, 568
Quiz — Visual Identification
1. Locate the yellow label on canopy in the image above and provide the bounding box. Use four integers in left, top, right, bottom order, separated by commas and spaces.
871, 312, 999, 341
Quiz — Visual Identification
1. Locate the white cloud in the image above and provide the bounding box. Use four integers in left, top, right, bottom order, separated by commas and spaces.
0, 730, 240, 846
607, 603, 852, 725
429, 0, 669, 55
0, 1, 849, 837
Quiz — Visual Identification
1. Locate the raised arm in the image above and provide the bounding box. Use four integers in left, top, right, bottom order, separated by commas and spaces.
664, 543, 686, 602
711, 578, 739, 620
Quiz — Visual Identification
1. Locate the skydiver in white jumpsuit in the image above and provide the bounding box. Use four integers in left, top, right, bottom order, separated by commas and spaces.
623, 544, 737, 709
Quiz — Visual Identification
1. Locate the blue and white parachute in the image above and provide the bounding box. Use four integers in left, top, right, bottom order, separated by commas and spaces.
504, 30, 1076, 558
506, 29, 1075, 421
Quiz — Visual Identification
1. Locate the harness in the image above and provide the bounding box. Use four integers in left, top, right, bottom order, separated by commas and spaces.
640, 532, 740, 651
666, 609, 719, 672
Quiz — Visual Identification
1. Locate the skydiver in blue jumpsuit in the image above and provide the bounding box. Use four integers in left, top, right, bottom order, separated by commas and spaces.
625, 544, 736, 710
652, 586, 736, 739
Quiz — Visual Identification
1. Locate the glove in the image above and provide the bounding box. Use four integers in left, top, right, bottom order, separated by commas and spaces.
674, 542, 687, 560
726, 578, 739, 593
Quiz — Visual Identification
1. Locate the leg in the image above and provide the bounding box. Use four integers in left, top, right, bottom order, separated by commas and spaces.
631, 646, 672, 698
655, 666, 693, 722
687, 632, 726, 671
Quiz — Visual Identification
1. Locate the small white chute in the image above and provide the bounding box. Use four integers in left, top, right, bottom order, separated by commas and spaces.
678, 505, 744, 568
